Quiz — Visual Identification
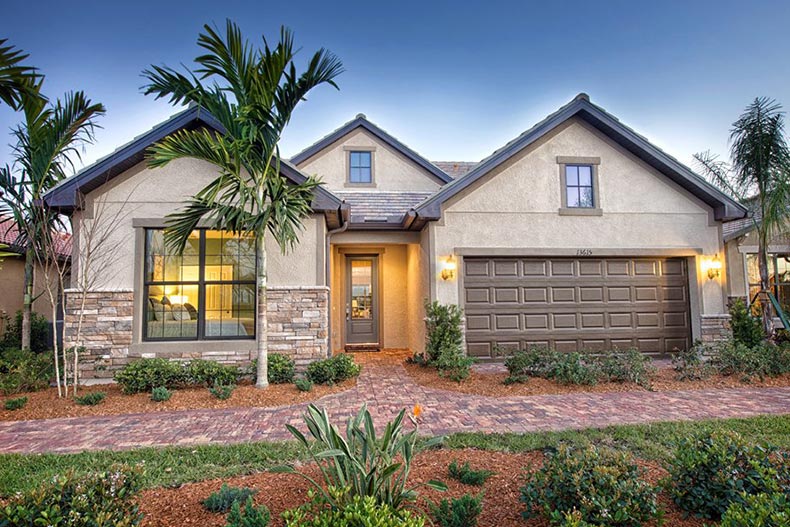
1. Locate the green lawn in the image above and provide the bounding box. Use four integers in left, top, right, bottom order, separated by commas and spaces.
1, 414, 789, 497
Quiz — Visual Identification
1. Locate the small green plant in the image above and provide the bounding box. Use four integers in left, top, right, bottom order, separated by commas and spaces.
719, 492, 790, 527
185, 359, 239, 387
730, 297, 764, 347
150, 386, 172, 402
665, 430, 789, 520
283, 490, 425, 526
306, 353, 360, 385
209, 384, 235, 400
521, 444, 661, 526
709, 340, 790, 380
503, 346, 559, 383
74, 391, 106, 406
415, 301, 472, 382
202, 483, 257, 513
3, 395, 28, 411
267, 353, 295, 384
0, 310, 51, 353
430, 493, 483, 527
671, 342, 714, 381
225, 496, 270, 527
551, 352, 601, 385
277, 404, 446, 510
597, 349, 655, 388
294, 377, 313, 392
114, 358, 185, 394
0, 464, 143, 526
0, 347, 54, 395
448, 460, 494, 486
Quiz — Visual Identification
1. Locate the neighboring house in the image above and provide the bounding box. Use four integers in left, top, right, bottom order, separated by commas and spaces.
43, 94, 746, 379
0, 215, 72, 333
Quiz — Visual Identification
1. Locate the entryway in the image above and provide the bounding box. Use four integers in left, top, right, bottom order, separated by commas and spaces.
345, 255, 380, 349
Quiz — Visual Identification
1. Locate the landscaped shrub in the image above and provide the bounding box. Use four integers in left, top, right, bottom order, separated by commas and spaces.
225, 496, 270, 527
0, 347, 53, 395
185, 359, 239, 387
504, 346, 560, 383
267, 353, 295, 384
671, 342, 714, 381
74, 391, 106, 406
414, 301, 473, 382
598, 348, 655, 388
294, 377, 313, 392
430, 493, 483, 527
0, 310, 51, 353
551, 352, 601, 385
719, 492, 790, 527
151, 386, 172, 402
306, 353, 360, 385
521, 445, 661, 526
709, 340, 790, 380
209, 384, 235, 400
202, 483, 258, 513
114, 358, 185, 394
448, 460, 494, 486
3, 395, 27, 411
277, 404, 445, 510
730, 297, 764, 347
282, 491, 426, 527
665, 431, 789, 519
0, 464, 143, 526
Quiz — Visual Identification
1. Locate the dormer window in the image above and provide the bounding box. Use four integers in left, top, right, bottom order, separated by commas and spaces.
349, 151, 372, 184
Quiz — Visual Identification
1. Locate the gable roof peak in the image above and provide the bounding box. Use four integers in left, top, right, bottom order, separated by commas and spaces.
574, 92, 590, 102
355, 113, 367, 119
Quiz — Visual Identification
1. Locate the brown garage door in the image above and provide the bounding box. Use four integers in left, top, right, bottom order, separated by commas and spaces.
463, 257, 691, 358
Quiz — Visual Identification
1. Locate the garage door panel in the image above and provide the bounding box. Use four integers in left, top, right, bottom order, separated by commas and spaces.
464, 256, 691, 358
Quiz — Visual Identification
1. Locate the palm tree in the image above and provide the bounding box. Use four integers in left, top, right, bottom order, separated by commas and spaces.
142, 21, 342, 388
696, 97, 790, 336
0, 38, 39, 109
0, 78, 105, 352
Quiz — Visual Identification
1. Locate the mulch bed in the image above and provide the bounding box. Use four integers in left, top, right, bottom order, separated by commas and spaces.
405, 361, 790, 397
0, 379, 355, 421
138, 448, 706, 527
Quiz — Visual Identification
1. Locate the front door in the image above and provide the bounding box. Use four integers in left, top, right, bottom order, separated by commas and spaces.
345, 255, 379, 347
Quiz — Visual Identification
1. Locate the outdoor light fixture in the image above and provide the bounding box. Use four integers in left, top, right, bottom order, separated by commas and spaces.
441, 256, 457, 281
705, 255, 722, 280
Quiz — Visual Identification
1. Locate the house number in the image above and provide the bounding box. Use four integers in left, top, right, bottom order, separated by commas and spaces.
576, 249, 593, 256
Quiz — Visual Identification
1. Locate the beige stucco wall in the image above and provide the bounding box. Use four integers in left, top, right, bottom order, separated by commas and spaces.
430, 117, 728, 331
74, 158, 325, 292
296, 128, 444, 192
0, 256, 64, 322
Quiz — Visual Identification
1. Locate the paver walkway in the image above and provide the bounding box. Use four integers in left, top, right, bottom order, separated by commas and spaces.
2, 352, 790, 454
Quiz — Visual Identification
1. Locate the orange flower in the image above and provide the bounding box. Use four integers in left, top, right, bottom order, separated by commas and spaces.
413, 404, 422, 419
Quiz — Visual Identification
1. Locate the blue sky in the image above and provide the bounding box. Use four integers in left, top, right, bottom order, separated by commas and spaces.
2, 0, 789, 172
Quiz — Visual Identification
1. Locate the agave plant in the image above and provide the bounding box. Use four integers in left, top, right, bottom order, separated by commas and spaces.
277, 404, 446, 511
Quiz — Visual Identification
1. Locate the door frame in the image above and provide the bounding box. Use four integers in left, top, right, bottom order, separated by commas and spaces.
340, 250, 384, 349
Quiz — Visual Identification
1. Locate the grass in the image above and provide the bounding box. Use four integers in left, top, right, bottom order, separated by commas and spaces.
1, 414, 789, 497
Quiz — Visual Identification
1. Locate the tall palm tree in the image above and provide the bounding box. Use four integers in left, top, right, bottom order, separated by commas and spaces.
0, 38, 39, 109
696, 97, 790, 336
0, 78, 105, 351
142, 20, 342, 388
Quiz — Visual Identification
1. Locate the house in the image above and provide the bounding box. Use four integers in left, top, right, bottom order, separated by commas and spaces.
43, 94, 746, 379
0, 215, 71, 333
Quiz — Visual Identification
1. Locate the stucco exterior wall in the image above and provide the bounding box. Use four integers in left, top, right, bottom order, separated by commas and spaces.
725, 238, 748, 299
74, 158, 325, 292
297, 128, 443, 192
431, 118, 728, 332
0, 255, 64, 322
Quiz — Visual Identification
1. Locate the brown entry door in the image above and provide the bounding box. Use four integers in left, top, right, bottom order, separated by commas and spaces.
463, 257, 691, 358
345, 256, 379, 346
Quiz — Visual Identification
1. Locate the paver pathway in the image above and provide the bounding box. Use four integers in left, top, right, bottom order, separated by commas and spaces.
2, 352, 790, 454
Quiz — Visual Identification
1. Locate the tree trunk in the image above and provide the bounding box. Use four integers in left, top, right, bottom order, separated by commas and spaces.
21, 248, 34, 350
758, 235, 775, 337
255, 234, 269, 388
51, 301, 62, 398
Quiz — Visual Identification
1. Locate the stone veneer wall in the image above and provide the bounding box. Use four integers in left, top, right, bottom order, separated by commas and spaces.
64, 286, 329, 380
700, 314, 732, 343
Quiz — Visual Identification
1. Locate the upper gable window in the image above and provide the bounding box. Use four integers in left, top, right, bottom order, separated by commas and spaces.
349, 151, 372, 184
565, 165, 594, 208
557, 156, 601, 216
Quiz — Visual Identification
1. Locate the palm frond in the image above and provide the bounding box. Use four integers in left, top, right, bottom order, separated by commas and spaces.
0, 38, 42, 109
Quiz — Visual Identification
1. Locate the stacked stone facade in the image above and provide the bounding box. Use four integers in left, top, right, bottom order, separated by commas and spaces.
65, 286, 329, 380
700, 314, 732, 343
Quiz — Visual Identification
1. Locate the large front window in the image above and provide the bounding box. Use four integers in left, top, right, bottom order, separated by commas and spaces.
144, 229, 256, 340
746, 253, 790, 314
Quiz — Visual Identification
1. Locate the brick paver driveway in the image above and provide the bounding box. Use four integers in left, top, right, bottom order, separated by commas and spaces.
2, 352, 790, 454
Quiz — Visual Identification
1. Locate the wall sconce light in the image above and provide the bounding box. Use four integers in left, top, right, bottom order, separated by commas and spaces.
441, 255, 457, 281
704, 255, 722, 280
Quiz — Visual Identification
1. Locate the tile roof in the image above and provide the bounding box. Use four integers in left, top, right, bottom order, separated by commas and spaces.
334, 191, 433, 224
723, 198, 758, 241
0, 215, 72, 259
432, 161, 478, 179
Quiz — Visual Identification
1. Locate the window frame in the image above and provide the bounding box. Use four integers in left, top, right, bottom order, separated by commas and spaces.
142, 229, 257, 342
745, 252, 790, 314
557, 156, 602, 216
345, 148, 375, 186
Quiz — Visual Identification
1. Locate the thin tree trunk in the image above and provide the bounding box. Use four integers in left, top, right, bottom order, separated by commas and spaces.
51, 301, 62, 398
759, 231, 775, 337
21, 248, 34, 350
255, 235, 269, 388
